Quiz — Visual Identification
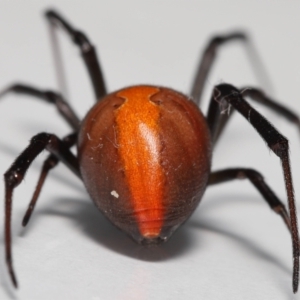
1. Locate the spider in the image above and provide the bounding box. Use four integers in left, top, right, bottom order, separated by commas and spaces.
2, 9, 300, 293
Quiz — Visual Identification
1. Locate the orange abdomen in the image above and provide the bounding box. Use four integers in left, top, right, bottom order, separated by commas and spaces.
78, 85, 211, 244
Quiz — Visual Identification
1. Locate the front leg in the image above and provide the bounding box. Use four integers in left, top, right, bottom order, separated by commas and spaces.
4, 132, 80, 288
206, 83, 299, 293
46, 10, 107, 100
212, 87, 300, 145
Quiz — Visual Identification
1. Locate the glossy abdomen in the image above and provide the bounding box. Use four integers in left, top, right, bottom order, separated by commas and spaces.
78, 86, 211, 243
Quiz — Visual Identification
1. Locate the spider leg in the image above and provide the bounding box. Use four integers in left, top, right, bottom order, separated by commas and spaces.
4, 132, 80, 288
190, 32, 244, 105
213, 87, 300, 145
45, 10, 107, 100
190, 32, 272, 106
206, 83, 299, 293
191, 32, 247, 106
208, 168, 291, 231
0, 84, 80, 130
22, 132, 77, 227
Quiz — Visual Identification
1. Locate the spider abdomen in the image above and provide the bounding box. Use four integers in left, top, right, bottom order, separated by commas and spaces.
78, 85, 211, 243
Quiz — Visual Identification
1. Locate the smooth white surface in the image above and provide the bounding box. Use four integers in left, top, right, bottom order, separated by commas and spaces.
0, 1, 300, 299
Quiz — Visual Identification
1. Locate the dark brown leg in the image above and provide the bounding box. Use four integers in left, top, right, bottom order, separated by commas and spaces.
0, 84, 80, 130
206, 83, 299, 293
190, 32, 272, 106
4, 132, 80, 288
22, 133, 78, 227
208, 168, 291, 231
45, 10, 107, 100
190, 32, 246, 105
242, 87, 300, 128
213, 87, 300, 145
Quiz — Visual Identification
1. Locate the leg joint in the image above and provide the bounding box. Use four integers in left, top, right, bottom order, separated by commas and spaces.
270, 138, 289, 158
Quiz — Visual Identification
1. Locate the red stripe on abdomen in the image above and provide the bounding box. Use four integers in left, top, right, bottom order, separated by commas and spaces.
115, 86, 164, 238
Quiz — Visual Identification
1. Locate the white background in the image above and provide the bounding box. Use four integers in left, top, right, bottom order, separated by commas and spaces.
0, 1, 300, 299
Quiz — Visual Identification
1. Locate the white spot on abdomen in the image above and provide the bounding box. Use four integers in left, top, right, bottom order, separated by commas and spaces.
111, 190, 119, 198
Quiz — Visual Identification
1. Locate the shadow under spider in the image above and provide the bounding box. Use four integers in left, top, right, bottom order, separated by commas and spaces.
0, 193, 296, 299
21, 197, 196, 262
20, 193, 294, 274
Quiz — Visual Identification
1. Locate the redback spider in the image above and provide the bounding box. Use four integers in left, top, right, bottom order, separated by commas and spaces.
1, 9, 300, 294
